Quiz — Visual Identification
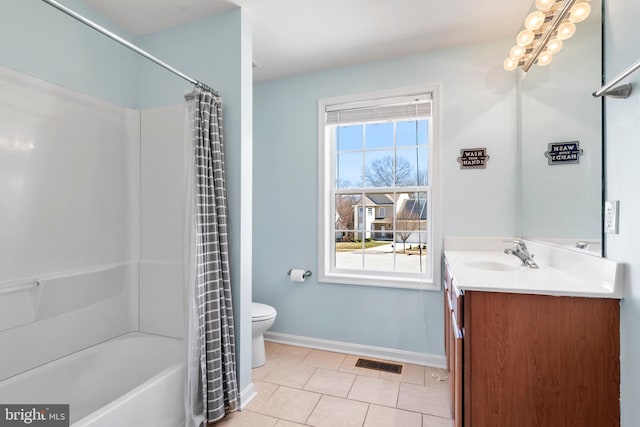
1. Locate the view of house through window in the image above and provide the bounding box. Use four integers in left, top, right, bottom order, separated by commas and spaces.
320, 89, 434, 287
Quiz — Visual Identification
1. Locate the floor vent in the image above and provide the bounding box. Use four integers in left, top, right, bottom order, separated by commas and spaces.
355, 358, 403, 374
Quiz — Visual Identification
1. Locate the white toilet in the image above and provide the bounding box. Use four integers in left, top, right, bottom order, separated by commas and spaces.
251, 302, 277, 368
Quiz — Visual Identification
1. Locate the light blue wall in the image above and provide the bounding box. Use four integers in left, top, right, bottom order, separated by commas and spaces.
253, 39, 518, 357
604, 0, 640, 425
1, 0, 138, 107
135, 9, 242, 110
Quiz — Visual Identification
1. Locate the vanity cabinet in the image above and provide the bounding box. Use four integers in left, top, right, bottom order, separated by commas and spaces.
443, 257, 620, 427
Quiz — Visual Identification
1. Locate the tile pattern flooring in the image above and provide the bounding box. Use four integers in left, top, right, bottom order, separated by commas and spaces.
214, 342, 452, 426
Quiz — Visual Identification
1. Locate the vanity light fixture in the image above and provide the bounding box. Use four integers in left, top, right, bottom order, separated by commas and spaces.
503, 0, 591, 72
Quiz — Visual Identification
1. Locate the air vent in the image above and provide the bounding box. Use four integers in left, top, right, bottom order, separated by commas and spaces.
355, 358, 403, 374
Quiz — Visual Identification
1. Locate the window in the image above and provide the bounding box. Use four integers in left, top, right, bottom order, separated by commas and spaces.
318, 87, 438, 289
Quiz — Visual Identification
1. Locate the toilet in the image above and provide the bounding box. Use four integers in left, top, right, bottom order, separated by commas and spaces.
251, 302, 277, 368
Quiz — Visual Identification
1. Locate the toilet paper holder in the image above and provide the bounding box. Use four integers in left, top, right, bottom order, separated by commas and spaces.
287, 269, 312, 278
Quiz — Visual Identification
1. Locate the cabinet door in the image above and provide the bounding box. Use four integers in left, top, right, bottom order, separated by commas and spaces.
444, 290, 451, 370
466, 291, 619, 426
443, 258, 452, 370
451, 314, 463, 427
448, 313, 456, 419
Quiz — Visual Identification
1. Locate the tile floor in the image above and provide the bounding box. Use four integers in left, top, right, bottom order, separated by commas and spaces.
214, 342, 452, 427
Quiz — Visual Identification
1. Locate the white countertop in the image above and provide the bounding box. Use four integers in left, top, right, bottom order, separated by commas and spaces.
444, 244, 623, 299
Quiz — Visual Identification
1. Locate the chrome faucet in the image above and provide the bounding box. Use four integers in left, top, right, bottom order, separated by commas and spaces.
504, 239, 539, 268
575, 241, 597, 250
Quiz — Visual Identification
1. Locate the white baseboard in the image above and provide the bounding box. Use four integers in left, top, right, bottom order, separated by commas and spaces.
264, 331, 446, 369
239, 382, 257, 410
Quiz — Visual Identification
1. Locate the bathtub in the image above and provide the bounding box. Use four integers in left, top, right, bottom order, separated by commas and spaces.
0, 332, 184, 427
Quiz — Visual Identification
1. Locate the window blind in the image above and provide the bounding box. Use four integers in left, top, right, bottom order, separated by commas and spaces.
325, 93, 432, 125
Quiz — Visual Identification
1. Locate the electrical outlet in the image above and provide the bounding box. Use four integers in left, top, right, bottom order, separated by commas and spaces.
605, 200, 619, 234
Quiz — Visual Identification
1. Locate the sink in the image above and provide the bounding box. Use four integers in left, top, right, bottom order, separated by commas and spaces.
464, 261, 521, 272
445, 245, 623, 298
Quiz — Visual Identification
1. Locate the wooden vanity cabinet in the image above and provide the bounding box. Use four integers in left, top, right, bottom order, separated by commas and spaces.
443, 259, 620, 427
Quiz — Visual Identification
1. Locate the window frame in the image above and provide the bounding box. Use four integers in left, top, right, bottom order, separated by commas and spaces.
317, 85, 441, 290
378, 207, 386, 219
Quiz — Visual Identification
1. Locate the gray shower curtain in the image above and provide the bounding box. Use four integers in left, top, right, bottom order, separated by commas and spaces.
184, 90, 238, 427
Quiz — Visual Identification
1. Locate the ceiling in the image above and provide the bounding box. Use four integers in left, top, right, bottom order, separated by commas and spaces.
83, 0, 534, 81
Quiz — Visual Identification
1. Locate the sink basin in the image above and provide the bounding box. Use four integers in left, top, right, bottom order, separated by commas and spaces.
464, 261, 521, 272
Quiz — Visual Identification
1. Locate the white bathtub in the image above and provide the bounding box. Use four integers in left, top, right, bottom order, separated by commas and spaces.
0, 332, 185, 427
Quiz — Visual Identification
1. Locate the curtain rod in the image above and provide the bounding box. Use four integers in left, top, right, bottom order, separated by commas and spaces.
40, 0, 220, 97
593, 57, 640, 98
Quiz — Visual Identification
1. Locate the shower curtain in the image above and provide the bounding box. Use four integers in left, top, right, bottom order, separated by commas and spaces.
184, 90, 238, 427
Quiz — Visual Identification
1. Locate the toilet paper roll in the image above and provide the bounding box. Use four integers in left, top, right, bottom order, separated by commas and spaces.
290, 269, 306, 283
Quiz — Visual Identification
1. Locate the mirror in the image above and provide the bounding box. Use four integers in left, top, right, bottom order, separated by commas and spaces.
518, 0, 603, 255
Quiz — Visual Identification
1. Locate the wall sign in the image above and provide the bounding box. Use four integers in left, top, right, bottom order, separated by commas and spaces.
457, 148, 489, 169
545, 141, 583, 165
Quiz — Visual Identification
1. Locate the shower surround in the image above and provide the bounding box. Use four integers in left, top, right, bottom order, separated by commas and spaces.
0, 65, 185, 426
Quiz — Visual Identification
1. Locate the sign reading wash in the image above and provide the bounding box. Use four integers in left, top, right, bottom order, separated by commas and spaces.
457, 148, 490, 169
545, 141, 584, 165
0, 405, 68, 426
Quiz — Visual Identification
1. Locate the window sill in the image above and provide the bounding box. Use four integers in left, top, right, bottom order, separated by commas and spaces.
318, 271, 439, 291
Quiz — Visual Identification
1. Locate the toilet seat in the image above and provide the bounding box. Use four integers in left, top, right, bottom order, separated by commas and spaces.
252, 302, 277, 321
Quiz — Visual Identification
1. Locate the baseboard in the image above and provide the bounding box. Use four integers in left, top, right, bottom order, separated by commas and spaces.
264, 331, 446, 369
239, 382, 257, 410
